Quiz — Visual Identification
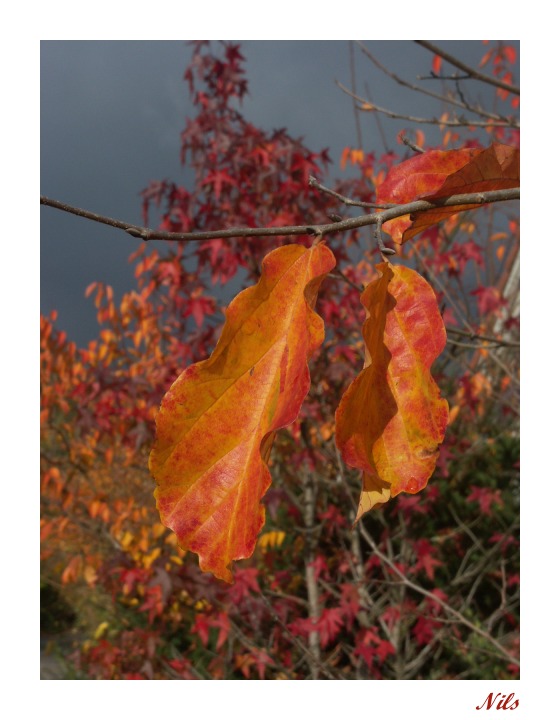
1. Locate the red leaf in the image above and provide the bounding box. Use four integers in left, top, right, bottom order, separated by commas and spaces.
375, 639, 396, 662
230, 567, 260, 604
503, 45, 516, 64
467, 486, 503, 516
316, 607, 345, 648
335, 263, 448, 518
470, 286, 507, 316
378, 143, 519, 244
412, 539, 443, 581
413, 616, 437, 645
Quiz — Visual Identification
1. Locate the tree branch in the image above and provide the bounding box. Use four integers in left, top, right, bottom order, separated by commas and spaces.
399, 133, 425, 154
356, 41, 512, 125
336, 82, 519, 129
415, 40, 520, 96
447, 327, 519, 348
359, 523, 518, 665
309, 175, 390, 209
41, 188, 520, 244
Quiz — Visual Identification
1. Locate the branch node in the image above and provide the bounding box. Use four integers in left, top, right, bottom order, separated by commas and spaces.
399, 133, 425, 154
373, 217, 396, 257
311, 229, 324, 246
126, 227, 148, 241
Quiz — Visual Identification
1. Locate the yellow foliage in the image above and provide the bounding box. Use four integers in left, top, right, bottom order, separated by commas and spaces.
152, 523, 167, 539
142, 547, 161, 569
120, 531, 134, 549
165, 532, 178, 546
94, 621, 109, 639
194, 599, 211, 612
258, 530, 286, 550
83, 565, 98, 586
448, 405, 460, 425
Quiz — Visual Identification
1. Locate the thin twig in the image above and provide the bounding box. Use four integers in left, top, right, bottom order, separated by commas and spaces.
399, 133, 425, 154
448, 338, 503, 350
358, 524, 518, 665
415, 41, 520, 95
365, 81, 390, 153
356, 41, 511, 124
309, 175, 387, 209
348, 40, 363, 149
336, 82, 519, 129
447, 327, 519, 348
327, 269, 365, 294
374, 215, 396, 257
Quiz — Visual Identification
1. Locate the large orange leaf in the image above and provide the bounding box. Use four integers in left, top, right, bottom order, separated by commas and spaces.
378, 143, 520, 243
335, 262, 448, 521
149, 242, 335, 582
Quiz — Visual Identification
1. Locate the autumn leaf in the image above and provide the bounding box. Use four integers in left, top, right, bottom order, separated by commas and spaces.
149, 242, 335, 582
335, 262, 448, 520
412, 539, 443, 580
316, 607, 345, 648
378, 143, 520, 243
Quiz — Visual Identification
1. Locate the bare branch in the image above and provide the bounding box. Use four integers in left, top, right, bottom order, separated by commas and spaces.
399, 133, 425, 154
309, 175, 391, 209
302, 470, 322, 679
447, 327, 519, 348
41, 188, 520, 244
356, 41, 511, 125
348, 40, 363, 149
359, 524, 518, 665
327, 269, 365, 293
410, 243, 520, 388
415, 40, 520, 96
336, 82, 519, 129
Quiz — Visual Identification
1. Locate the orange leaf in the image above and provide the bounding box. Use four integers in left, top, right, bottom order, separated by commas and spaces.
335, 263, 448, 521
378, 143, 520, 244
149, 243, 335, 581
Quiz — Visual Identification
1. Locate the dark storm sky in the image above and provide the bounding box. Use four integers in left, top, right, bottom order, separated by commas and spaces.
40, 40, 515, 347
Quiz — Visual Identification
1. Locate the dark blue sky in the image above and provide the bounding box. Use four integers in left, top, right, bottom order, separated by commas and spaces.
41, 40, 517, 347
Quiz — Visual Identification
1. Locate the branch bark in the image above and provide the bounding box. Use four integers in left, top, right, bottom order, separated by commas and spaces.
41, 188, 520, 244
303, 470, 322, 679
